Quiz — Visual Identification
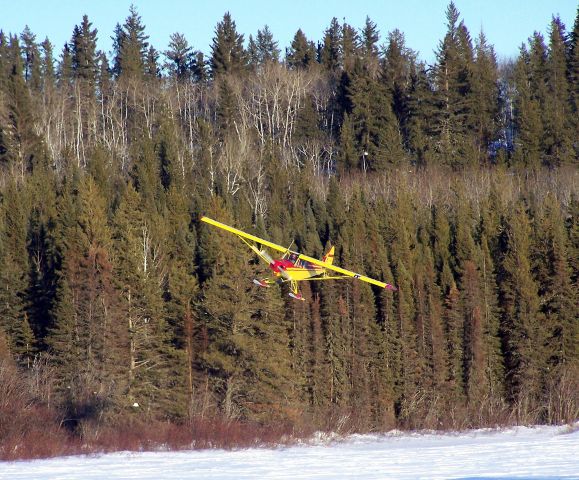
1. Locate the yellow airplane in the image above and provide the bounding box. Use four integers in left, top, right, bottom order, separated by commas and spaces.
201, 216, 396, 301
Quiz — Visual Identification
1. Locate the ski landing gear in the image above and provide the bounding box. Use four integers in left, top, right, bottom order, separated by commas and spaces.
252, 278, 305, 301
288, 280, 305, 301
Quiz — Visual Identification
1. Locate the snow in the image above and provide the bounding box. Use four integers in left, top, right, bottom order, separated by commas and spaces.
2, 425, 578, 479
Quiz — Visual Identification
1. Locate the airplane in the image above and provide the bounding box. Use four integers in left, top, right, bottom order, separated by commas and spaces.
200, 215, 396, 301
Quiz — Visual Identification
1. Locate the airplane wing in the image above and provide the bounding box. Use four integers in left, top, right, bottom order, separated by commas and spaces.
201, 216, 395, 290
200, 216, 291, 255
297, 253, 397, 290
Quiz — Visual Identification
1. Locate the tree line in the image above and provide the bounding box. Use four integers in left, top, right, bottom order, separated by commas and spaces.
0, 2, 577, 444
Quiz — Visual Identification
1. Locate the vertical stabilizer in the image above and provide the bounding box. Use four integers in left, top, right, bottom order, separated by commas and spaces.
322, 245, 335, 265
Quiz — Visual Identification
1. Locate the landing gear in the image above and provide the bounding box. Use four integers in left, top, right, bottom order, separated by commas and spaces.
288, 280, 305, 301
253, 279, 271, 288
252, 278, 305, 300
288, 292, 305, 301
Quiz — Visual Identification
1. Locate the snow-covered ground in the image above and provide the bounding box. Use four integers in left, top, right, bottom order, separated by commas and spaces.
2, 425, 578, 479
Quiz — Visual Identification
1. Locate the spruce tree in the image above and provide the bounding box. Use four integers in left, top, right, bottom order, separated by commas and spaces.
348, 59, 405, 170
432, 205, 455, 295
0, 35, 45, 174
112, 5, 149, 79
70, 15, 98, 87
40, 38, 56, 89
210, 12, 246, 77
164, 32, 193, 79
472, 31, 499, 163
57, 42, 73, 87
431, 2, 476, 167
48, 176, 127, 416
255, 25, 280, 65
533, 194, 577, 378
478, 233, 505, 410
0, 31, 9, 87
144, 45, 160, 78
26, 163, 59, 347
164, 185, 199, 416
444, 280, 465, 398
543, 17, 573, 166
320, 17, 342, 71
386, 191, 421, 423
361, 16, 380, 61
337, 113, 357, 173
286, 29, 316, 69
112, 183, 180, 418
341, 22, 359, 72
498, 202, 544, 421
512, 45, 542, 168
405, 61, 436, 166
0, 181, 35, 364
20, 26, 42, 91
382, 29, 416, 123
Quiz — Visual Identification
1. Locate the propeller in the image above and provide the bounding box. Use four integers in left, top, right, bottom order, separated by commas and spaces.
259, 249, 274, 264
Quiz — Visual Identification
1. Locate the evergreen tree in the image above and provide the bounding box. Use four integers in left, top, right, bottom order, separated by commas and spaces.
413, 232, 448, 399
444, 280, 465, 398
40, 38, 56, 89
337, 113, 357, 173
164, 185, 199, 416
543, 17, 572, 166
191, 51, 208, 82
361, 16, 380, 61
532, 194, 578, 390
57, 42, 73, 87
512, 45, 542, 168
26, 163, 59, 347
247, 34, 258, 68
498, 202, 544, 421
70, 15, 98, 87
112, 5, 150, 79
477, 232, 505, 410
320, 17, 342, 71
386, 191, 421, 424
165, 32, 194, 79
0, 35, 45, 174
0, 31, 9, 87
431, 2, 476, 167
405, 61, 436, 166
432, 206, 454, 297
255, 25, 280, 65
472, 31, 499, 163
348, 60, 405, 170
0, 181, 35, 364
210, 12, 246, 77
286, 29, 316, 69
341, 22, 359, 72
20, 26, 42, 91
96, 50, 111, 98
382, 29, 417, 146
48, 176, 128, 417
112, 183, 181, 418
318, 280, 348, 408
144, 45, 160, 78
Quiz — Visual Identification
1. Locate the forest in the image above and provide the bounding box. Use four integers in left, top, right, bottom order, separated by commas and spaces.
0, 2, 577, 459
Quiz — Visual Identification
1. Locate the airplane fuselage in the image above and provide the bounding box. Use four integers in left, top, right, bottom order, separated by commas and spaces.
269, 258, 325, 280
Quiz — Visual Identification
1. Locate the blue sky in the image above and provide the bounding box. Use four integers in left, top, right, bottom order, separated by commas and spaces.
1, 0, 576, 63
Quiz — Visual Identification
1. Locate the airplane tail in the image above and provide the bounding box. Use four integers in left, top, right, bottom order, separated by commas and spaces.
322, 245, 335, 265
